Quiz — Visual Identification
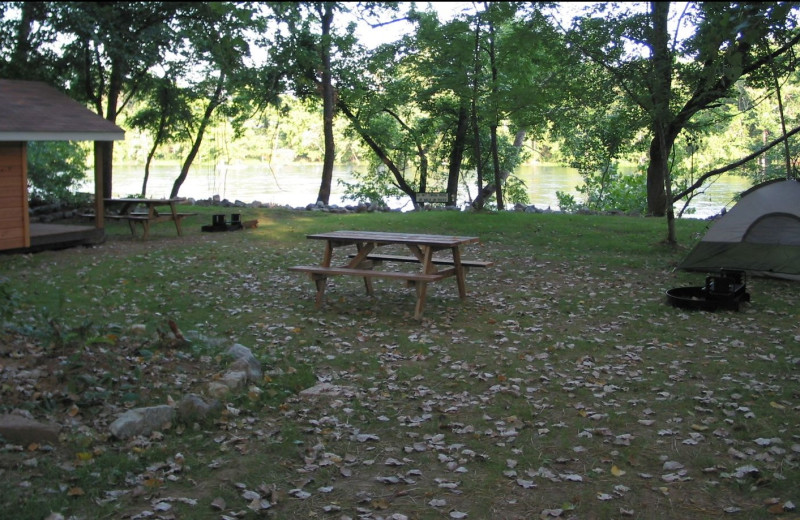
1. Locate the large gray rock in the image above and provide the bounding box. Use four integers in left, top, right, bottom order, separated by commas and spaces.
0, 414, 60, 444
207, 381, 231, 399
176, 394, 221, 423
109, 405, 175, 440
221, 370, 248, 391
227, 343, 262, 381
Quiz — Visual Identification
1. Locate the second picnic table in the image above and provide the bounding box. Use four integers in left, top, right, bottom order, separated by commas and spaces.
103, 198, 196, 239
289, 230, 492, 319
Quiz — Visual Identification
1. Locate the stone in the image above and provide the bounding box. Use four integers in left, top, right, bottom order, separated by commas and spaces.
207, 381, 231, 399
221, 370, 248, 391
109, 405, 175, 440
130, 324, 147, 335
0, 414, 60, 444
227, 344, 262, 381
176, 394, 221, 423
229, 358, 260, 382
299, 383, 357, 398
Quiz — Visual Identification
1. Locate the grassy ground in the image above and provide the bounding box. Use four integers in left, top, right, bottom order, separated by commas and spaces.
1, 207, 798, 520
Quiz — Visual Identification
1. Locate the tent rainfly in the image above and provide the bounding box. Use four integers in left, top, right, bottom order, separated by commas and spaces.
678, 178, 800, 281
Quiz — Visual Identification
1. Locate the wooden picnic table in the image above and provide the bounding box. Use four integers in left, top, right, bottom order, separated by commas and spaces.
289, 230, 492, 319
103, 198, 196, 239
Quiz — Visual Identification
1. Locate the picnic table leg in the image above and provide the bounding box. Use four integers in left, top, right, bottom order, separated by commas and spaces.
353, 242, 375, 296
412, 246, 436, 320
168, 202, 183, 236
414, 281, 428, 320
312, 241, 335, 307
141, 220, 150, 240
322, 241, 333, 267
174, 216, 184, 236
452, 246, 468, 298
311, 274, 328, 307
127, 219, 137, 236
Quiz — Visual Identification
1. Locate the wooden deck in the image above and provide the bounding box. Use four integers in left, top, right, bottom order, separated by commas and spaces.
5, 223, 105, 253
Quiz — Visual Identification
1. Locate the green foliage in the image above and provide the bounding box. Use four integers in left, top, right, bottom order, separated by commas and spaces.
4, 2, 798, 215
557, 163, 648, 214
338, 164, 405, 207
503, 174, 530, 206
260, 360, 316, 405
0, 276, 17, 324
26, 141, 91, 205
563, 2, 799, 226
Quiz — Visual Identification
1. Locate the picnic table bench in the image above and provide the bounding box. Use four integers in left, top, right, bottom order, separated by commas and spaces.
289, 230, 492, 319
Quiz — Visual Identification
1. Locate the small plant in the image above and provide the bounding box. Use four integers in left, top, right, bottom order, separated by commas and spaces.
0, 276, 17, 325
503, 174, 531, 207
339, 165, 405, 208
564, 163, 648, 214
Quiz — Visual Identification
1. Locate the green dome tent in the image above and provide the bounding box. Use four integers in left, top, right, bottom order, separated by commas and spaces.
678, 178, 800, 281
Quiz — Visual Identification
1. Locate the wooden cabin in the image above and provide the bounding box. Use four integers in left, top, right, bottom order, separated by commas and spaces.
0, 79, 124, 253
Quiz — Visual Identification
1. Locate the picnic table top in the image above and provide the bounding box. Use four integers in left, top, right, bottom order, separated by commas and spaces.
104, 197, 186, 204
306, 230, 480, 247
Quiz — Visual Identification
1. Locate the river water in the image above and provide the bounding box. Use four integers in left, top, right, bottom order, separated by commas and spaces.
95, 162, 754, 219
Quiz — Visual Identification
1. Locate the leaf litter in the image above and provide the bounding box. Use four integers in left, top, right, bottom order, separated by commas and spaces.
0, 219, 798, 519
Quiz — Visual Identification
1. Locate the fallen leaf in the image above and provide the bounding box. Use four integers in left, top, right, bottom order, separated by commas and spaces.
516, 478, 536, 489
371, 498, 390, 509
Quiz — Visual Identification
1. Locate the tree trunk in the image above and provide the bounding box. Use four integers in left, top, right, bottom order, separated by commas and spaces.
765, 46, 792, 179
648, 1, 677, 242
316, 4, 335, 205
470, 17, 484, 210
486, 12, 503, 210
142, 147, 154, 197
97, 59, 125, 199
491, 126, 503, 210
141, 112, 170, 197
11, 2, 38, 74
446, 104, 469, 207
646, 1, 672, 220
472, 129, 526, 208
142, 126, 161, 197
338, 101, 416, 199
645, 134, 668, 216
170, 74, 225, 198
383, 108, 428, 203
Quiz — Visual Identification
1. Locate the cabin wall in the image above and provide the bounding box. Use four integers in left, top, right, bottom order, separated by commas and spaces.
0, 142, 30, 250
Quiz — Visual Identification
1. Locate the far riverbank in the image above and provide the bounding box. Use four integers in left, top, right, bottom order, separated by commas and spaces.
84, 161, 754, 219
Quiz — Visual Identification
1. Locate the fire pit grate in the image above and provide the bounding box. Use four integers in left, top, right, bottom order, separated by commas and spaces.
201, 213, 243, 232
666, 269, 750, 311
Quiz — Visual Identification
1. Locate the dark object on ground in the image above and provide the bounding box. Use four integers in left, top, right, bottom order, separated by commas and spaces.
666, 269, 750, 311
202, 213, 243, 232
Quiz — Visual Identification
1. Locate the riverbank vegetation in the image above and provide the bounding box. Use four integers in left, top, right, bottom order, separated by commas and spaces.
1, 2, 798, 242
1, 209, 798, 519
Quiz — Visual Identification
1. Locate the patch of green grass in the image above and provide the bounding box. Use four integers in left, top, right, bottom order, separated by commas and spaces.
1, 209, 797, 519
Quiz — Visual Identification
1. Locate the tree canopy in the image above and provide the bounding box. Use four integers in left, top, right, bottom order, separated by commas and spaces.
1, 1, 798, 241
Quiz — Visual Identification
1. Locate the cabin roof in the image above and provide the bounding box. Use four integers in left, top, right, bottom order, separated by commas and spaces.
0, 79, 124, 141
